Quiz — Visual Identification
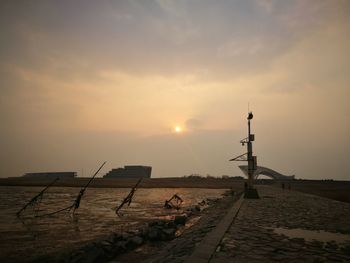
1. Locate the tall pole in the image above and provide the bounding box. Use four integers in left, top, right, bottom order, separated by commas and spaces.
247, 118, 253, 188
230, 111, 259, 198
247, 112, 255, 189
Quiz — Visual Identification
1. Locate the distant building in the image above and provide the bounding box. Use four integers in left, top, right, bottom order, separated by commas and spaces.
103, 166, 152, 179
23, 172, 77, 178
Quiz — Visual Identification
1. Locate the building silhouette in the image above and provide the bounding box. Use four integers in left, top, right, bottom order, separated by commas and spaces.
23, 172, 77, 178
103, 165, 152, 179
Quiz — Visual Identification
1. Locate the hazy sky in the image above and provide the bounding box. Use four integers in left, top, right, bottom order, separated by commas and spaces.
1, 0, 349, 180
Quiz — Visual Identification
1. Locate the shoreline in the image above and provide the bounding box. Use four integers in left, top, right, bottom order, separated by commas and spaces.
2, 178, 349, 202
30, 190, 242, 263
0, 177, 247, 189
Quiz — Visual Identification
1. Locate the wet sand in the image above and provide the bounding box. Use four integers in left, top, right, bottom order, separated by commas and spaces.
0, 187, 227, 263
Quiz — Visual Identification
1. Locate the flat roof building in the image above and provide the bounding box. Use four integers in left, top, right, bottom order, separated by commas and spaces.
103, 165, 152, 179
23, 172, 77, 178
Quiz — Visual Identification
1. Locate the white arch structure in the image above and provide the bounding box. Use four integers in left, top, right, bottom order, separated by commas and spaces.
239, 165, 295, 180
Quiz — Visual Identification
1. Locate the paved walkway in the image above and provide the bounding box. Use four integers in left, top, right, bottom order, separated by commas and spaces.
139, 193, 242, 263
211, 186, 350, 263
184, 195, 243, 263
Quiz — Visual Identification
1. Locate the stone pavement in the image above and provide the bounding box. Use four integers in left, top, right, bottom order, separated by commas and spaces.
211, 186, 350, 263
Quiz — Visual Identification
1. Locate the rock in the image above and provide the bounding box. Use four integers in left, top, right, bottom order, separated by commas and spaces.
128, 236, 144, 246
161, 228, 176, 240
82, 243, 96, 252
148, 221, 158, 227
206, 198, 218, 204
100, 240, 112, 247
84, 246, 106, 263
115, 240, 127, 252
198, 200, 206, 206
174, 215, 187, 225
100, 240, 113, 254
166, 221, 176, 229
149, 220, 166, 227
185, 210, 193, 217
121, 233, 130, 240
105, 234, 117, 244
148, 227, 161, 241
187, 206, 201, 213
111, 233, 123, 243
313, 256, 327, 263
194, 205, 201, 211
325, 242, 338, 250
69, 250, 86, 263
336, 226, 350, 234
340, 244, 350, 253
140, 226, 149, 237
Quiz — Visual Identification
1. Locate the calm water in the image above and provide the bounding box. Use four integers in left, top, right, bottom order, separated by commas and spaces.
0, 186, 225, 262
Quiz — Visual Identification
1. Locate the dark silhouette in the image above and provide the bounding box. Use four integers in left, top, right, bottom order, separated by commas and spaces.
23, 172, 76, 178
104, 165, 152, 178
36, 161, 106, 217
115, 177, 143, 215
16, 177, 59, 217
164, 194, 183, 210
230, 112, 259, 199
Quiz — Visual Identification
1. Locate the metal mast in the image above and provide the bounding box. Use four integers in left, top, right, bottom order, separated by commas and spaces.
247, 112, 255, 189
230, 112, 259, 198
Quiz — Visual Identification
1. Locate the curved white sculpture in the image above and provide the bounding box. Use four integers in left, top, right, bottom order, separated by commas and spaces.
239, 165, 295, 180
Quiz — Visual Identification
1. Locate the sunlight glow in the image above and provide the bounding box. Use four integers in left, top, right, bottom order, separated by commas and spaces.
174, 126, 183, 133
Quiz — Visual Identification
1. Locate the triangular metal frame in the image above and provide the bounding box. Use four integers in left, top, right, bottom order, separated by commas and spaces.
229, 152, 248, 162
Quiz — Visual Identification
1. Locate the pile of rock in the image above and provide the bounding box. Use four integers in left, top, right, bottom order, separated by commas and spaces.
64, 201, 212, 263
65, 217, 187, 263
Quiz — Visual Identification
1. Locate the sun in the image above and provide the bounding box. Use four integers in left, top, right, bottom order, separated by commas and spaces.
174, 126, 183, 133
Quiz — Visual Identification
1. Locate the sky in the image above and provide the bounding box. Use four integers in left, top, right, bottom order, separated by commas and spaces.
0, 0, 349, 180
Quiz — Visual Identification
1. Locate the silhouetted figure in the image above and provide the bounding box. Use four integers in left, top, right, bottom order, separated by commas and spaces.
244, 182, 248, 190
281, 183, 285, 190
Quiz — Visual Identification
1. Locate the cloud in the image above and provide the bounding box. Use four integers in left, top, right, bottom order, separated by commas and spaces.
1, 0, 350, 180
217, 37, 264, 58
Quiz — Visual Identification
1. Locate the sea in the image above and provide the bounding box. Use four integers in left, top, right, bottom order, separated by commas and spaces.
0, 186, 225, 262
